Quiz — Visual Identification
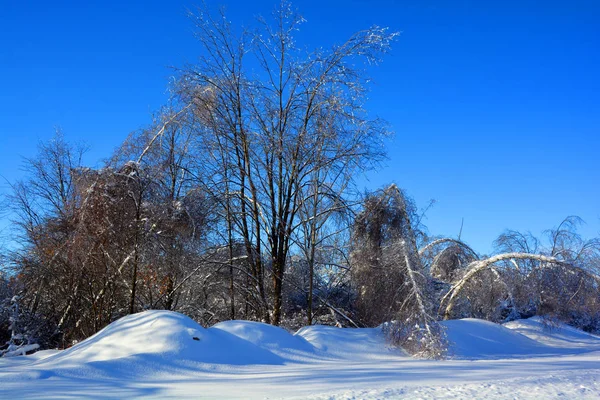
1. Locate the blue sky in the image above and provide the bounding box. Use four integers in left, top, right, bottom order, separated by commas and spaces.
1, 0, 598, 253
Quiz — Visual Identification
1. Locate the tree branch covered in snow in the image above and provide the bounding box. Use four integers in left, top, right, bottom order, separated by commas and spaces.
440, 252, 600, 320
1, 296, 39, 357
351, 185, 446, 358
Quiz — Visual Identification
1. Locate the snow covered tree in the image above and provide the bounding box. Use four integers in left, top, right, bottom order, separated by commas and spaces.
292, 167, 355, 325
112, 109, 215, 314
175, 1, 396, 325
419, 238, 478, 283
0, 271, 11, 347
0, 296, 39, 357
438, 217, 600, 331
351, 185, 446, 358
6, 130, 216, 344
6, 133, 85, 347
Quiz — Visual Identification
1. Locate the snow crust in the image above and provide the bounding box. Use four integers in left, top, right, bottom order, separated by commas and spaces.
1, 310, 599, 399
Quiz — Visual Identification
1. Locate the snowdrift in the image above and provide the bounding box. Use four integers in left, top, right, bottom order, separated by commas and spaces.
505, 316, 600, 350
42, 311, 284, 368
41, 311, 404, 369
4, 310, 600, 380
442, 317, 600, 359
213, 320, 405, 360
442, 318, 550, 359
212, 320, 317, 361
16, 310, 402, 378
297, 324, 407, 360
2, 311, 600, 399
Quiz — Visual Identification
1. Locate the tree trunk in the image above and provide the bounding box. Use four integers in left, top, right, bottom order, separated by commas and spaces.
271, 255, 285, 326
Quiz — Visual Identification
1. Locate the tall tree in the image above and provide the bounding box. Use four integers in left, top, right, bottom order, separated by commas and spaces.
176, 1, 395, 325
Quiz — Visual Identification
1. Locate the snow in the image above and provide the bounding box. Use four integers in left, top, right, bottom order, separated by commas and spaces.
1, 343, 40, 358
296, 324, 407, 360
442, 318, 551, 359
1, 310, 600, 399
33, 311, 284, 367
505, 316, 600, 351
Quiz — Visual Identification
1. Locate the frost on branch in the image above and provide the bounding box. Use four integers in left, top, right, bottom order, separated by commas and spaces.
351, 185, 446, 358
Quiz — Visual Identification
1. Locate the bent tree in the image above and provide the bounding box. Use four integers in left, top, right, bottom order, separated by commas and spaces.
437, 218, 600, 322
351, 185, 446, 358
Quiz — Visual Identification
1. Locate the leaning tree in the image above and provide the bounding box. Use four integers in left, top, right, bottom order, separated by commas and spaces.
351, 185, 446, 358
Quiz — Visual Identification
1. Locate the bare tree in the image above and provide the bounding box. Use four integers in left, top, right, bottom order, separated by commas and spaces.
5, 133, 86, 346
175, 1, 396, 325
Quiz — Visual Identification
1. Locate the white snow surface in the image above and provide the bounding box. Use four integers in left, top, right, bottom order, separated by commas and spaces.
1, 310, 600, 399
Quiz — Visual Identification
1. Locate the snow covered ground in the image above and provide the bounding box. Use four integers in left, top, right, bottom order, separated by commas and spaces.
1, 311, 600, 399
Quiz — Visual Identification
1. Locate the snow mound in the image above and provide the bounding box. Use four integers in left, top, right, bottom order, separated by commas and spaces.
213, 320, 316, 359
441, 317, 600, 359
296, 325, 407, 360
39, 311, 284, 370
11, 311, 600, 381
24, 312, 408, 375
442, 318, 551, 359
213, 320, 407, 361
3, 314, 600, 399
504, 317, 600, 351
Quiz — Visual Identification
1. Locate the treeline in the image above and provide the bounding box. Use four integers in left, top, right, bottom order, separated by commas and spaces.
1, 2, 599, 358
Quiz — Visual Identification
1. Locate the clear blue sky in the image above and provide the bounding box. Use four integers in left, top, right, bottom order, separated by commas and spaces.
1, 0, 598, 254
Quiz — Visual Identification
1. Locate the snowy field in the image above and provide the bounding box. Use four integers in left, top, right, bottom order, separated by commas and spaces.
1, 311, 600, 399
